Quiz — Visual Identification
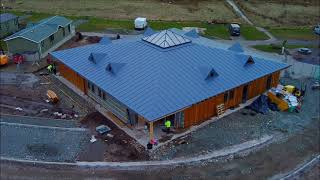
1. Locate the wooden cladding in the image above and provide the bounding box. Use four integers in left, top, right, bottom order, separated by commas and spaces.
184, 93, 224, 128
183, 71, 281, 128
58, 62, 87, 94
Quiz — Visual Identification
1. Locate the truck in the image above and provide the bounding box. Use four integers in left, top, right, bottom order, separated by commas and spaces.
229, 23, 241, 36
134, 17, 147, 30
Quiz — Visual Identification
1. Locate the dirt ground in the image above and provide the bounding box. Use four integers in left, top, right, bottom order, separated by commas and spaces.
235, 0, 320, 26
0, 72, 93, 120
77, 112, 149, 162
56, 35, 102, 50
1, 116, 319, 179
2, 0, 237, 21
0, 84, 77, 120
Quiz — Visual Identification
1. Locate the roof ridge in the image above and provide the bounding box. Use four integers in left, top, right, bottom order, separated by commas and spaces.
20, 16, 59, 36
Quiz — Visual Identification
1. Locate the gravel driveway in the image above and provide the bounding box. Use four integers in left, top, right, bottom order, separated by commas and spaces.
0, 123, 89, 162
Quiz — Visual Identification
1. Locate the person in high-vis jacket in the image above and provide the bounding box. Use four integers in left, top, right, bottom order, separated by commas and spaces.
165, 119, 171, 133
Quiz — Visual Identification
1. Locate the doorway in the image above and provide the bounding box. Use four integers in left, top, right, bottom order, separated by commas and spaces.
242, 84, 249, 103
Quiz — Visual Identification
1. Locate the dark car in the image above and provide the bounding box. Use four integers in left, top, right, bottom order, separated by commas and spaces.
229, 23, 240, 36
297, 48, 312, 55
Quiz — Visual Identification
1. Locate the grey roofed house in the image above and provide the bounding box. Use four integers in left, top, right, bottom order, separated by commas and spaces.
0, 13, 19, 38
4, 16, 75, 60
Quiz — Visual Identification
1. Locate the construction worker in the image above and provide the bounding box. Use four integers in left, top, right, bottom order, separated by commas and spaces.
47, 64, 53, 73
165, 119, 171, 133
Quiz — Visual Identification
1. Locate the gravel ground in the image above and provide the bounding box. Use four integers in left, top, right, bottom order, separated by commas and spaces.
151, 77, 320, 160
0, 115, 79, 128
0, 123, 90, 162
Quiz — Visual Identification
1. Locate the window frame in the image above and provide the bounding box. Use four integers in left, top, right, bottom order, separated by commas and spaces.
266, 75, 272, 90
224, 93, 228, 103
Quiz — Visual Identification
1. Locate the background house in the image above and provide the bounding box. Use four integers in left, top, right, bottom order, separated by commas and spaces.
4, 16, 75, 61
0, 13, 19, 38
51, 29, 288, 141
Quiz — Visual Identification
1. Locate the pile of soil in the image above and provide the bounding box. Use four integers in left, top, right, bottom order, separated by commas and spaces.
78, 112, 150, 162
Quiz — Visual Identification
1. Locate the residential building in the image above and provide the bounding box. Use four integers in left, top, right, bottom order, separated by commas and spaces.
4, 16, 74, 60
51, 29, 288, 141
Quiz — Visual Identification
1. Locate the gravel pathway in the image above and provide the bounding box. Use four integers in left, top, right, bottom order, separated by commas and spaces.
0, 123, 89, 162
0, 115, 79, 128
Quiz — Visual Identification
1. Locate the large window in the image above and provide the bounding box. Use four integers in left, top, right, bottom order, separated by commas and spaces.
68, 24, 71, 32
224, 89, 235, 103
266, 75, 272, 89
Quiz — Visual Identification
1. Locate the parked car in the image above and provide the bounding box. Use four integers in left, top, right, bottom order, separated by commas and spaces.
134, 17, 147, 30
229, 23, 240, 36
314, 24, 320, 35
297, 48, 312, 55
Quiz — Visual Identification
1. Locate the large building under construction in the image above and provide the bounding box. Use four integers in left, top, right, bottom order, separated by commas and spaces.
51, 28, 288, 139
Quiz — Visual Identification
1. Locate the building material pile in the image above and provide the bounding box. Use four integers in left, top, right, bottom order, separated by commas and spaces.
268, 84, 303, 112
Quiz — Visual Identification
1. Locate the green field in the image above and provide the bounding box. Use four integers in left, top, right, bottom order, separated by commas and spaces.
268, 27, 318, 41
252, 44, 316, 53
241, 25, 269, 40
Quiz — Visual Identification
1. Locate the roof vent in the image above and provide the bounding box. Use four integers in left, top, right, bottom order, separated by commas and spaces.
88, 52, 107, 64
245, 56, 255, 65
228, 42, 244, 53
106, 63, 126, 74
198, 66, 219, 80
184, 29, 199, 38
142, 30, 191, 49
99, 36, 112, 45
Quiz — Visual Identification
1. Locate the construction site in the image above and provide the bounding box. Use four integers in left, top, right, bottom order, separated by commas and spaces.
0, 0, 319, 179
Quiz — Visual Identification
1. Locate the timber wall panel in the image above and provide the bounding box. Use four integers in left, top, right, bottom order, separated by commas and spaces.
58, 62, 87, 94
271, 71, 280, 87
183, 70, 282, 128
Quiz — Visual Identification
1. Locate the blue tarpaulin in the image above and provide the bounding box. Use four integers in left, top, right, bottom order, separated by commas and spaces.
249, 95, 269, 114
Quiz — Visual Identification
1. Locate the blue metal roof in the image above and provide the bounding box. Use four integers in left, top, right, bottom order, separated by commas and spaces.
51, 29, 288, 122
143, 27, 156, 36
4, 16, 72, 43
0, 13, 17, 23
184, 29, 200, 38
228, 42, 244, 53
99, 36, 111, 45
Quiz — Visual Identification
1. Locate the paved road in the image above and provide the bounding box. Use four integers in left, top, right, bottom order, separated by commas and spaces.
0, 122, 89, 162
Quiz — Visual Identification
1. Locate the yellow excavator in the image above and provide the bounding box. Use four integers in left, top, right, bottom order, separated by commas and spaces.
0, 45, 8, 66
0, 54, 8, 66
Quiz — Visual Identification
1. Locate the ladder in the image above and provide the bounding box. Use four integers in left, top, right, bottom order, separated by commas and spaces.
216, 103, 225, 117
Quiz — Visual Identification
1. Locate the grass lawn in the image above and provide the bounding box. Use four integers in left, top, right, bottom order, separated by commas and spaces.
241, 25, 269, 40
268, 27, 318, 41
7, 10, 269, 40
252, 44, 316, 53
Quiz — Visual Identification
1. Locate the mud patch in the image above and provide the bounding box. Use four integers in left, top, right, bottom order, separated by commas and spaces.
26, 143, 59, 157
77, 112, 149, 162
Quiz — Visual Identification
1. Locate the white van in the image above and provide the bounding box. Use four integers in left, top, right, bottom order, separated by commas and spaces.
134, 17, 147, 30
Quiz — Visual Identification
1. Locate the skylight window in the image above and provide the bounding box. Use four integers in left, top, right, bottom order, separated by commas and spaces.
142, 30, 191, 49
